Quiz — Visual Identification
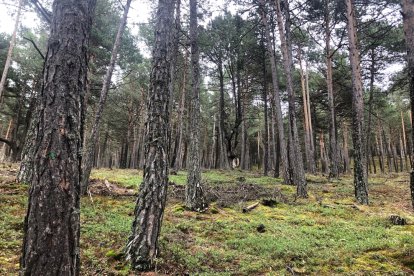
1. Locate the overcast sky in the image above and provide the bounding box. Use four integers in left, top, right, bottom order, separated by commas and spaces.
0, 0, 153, 34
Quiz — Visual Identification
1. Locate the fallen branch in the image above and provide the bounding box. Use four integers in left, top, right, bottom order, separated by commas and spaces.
242, 202, 259, 213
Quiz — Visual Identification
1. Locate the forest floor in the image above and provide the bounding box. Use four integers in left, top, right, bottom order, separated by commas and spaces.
1, 164, 414, 275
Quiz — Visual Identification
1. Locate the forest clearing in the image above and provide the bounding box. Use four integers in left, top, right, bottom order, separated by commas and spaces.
1, 164, 414, 275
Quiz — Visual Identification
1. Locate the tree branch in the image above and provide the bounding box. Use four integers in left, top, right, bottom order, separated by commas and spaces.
22, 36, 45, 60
0, 137, 15, 148
30, 0, 51, 23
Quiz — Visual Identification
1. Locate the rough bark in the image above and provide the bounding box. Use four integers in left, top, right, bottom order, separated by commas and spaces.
274, 0, 307, 197
402, 0, 414, 208
126, 0, 175, 270
345, 0, 369, 204
81, 0, 132, 194
20, 0, 96, 274
186, 0, 207, 211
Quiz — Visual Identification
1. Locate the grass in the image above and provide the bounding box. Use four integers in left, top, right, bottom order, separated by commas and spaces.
1, 166, 414, 275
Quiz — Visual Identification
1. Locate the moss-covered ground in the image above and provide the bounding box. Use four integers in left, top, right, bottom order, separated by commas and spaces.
1, 164, 414, 275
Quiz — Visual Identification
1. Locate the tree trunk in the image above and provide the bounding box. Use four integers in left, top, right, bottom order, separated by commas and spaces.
171, 50, 188, 170
343, 123, 350, 174
20, 0, 96, 274
262, 40, 269, 176
126, 0, 175, 270
259, 0, 290, 184
81, 0, 132, 194
0, 0, 23, 103
186, 0, 207, 211
298, 46, 312, 174
403, 0, 414, 208
346, 0, 369, 204
274, 0, 307, 197
325, 0, 339, 178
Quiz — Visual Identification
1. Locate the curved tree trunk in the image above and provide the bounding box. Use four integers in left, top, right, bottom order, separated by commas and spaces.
186, 0, 207, 211
20, 0, 96, 274
126, 0, 175, 270
346, 0, 369, 204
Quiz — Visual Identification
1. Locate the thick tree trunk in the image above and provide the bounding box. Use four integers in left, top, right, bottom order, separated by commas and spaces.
402, 0, 414, 208
259, 0, 290, 184
126, 0, 175, 270
346, 0, 369, 204
20, 0, 96, 274
274, 0, 307, 197
186, 0, 207, 211
81, 0, 132, 194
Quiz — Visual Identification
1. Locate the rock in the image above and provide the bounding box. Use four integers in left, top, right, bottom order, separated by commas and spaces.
261, 198, 277, 207
389, 215, 407, 225
256, 224, 266, 233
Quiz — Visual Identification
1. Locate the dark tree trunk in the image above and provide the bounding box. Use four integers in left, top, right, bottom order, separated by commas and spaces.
81, 0, 132, 194
20, 0, 96, 274
346, 0, 369, 204
403, 0, 414, 209
126, 0, 175, 270
186, 0, 207, 211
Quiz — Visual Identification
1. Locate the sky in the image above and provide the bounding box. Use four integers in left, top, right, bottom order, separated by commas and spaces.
0, 0, 152, 36
0, 0, 405, 89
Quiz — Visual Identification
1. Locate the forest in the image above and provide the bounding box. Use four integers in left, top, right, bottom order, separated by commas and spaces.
1, 0, 414, 274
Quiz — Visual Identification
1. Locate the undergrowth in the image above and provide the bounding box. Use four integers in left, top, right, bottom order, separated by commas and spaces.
1, 166, 414, 275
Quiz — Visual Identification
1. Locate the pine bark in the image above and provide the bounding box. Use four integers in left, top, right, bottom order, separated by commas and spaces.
20, 0, 96, 274
402, 0, 414, 208
186, 0, 207, 211
126, 0, 175, 270
345, 0, 369, 204
81, 0, 132, 194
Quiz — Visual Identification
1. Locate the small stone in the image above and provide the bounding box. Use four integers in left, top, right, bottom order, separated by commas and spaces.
256, 224, 266, 233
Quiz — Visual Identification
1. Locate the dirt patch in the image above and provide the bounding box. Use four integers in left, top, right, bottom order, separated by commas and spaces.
88, 179, 136, 196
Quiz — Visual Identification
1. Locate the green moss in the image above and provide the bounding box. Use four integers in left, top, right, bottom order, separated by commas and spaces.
2, 169, 414, 274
